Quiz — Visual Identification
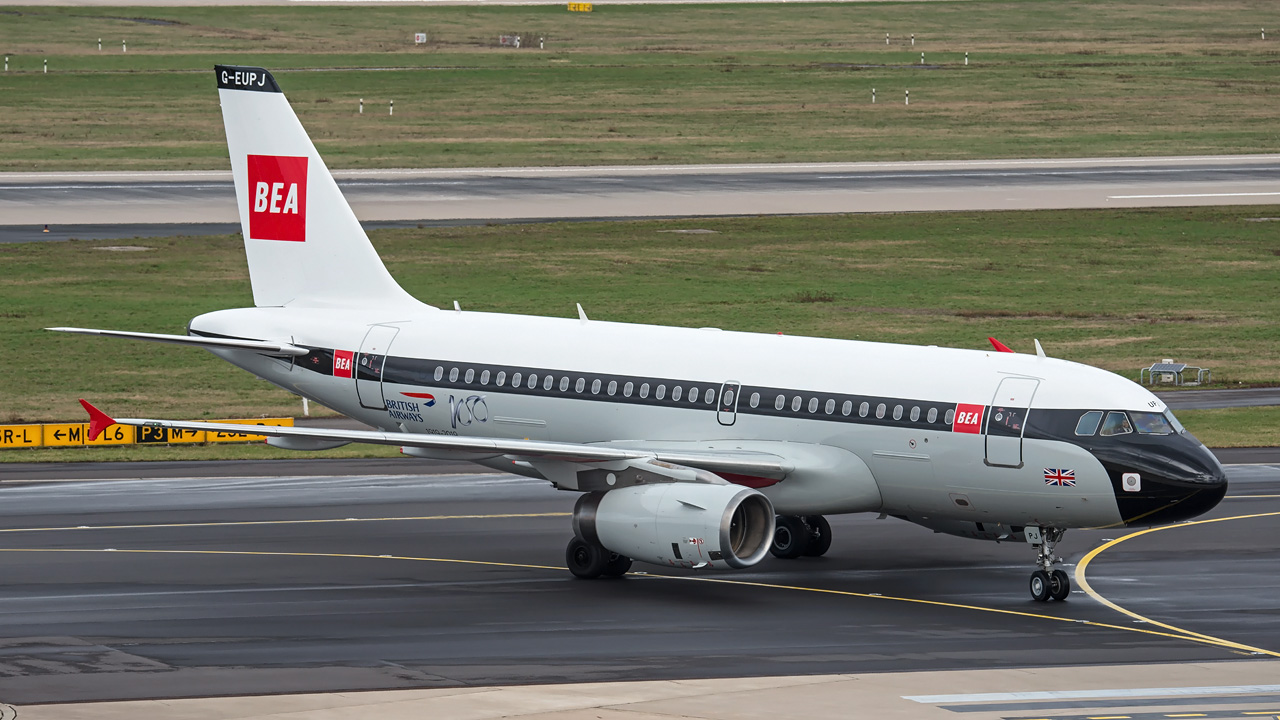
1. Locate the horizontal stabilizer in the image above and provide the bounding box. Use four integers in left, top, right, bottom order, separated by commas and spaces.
48, 327, 308, 356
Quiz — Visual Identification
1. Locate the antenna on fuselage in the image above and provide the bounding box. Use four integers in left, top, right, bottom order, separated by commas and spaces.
1034, 339, 1046, 358
454, 301, 461, 313
577, 303, 589, 324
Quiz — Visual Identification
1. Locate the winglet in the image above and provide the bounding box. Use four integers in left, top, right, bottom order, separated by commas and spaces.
988, 337, 1015, 353
79, 399, 116, 441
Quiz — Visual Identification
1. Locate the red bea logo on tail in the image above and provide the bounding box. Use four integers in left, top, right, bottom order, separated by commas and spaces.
247, 154, 308, 242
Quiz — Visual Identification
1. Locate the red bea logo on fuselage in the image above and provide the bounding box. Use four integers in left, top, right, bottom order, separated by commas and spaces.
953, 403, 985, 434
333, 350, 354, 379
247, 154, 308, 242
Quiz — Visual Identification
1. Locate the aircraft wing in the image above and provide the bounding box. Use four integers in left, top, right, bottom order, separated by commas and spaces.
48, 327, 308, 356
78, 401, 792, 479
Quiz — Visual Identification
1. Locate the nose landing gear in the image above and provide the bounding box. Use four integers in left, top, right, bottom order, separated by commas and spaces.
1026, 526, 1070, 602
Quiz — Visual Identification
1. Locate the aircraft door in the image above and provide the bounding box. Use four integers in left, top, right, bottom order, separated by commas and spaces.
356, 324, 399, 410
717, 381, 741, 426
985, 376, 1039, 468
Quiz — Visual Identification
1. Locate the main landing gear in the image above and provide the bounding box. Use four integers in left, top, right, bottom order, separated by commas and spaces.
566, 536, 632, 579
769, 515, 833, 559
1027, 527, 1071, 602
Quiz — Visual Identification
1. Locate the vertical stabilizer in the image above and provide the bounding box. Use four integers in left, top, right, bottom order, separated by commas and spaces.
215, 65, 420, 309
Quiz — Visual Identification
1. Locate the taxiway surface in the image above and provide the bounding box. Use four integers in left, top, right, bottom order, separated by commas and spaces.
3, 155, 1280, 241
0, 461, 1274, 705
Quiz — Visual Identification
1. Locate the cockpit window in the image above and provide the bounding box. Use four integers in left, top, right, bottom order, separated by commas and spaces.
1074, 410, 1103, 436
1099, 411, 1133, 436
1132, 411, 1174, 435
1165, 410, 1186, 434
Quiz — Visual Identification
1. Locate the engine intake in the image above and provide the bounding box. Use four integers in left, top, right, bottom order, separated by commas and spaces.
574, 483, 775, 570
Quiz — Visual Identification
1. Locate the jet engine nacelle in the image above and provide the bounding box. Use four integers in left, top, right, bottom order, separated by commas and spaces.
574, 483, 775, 570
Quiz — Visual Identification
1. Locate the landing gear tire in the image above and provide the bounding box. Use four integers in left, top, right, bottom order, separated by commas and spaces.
770, 515, 810, 559
1029, 570, 1052, 602
1049, 569, 1071, 601
566, 537, 609, 579
802, 515, 833, 557
602, 552, 633, 578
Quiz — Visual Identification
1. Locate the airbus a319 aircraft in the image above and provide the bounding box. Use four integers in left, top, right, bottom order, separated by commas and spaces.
57, 66, 1228, 602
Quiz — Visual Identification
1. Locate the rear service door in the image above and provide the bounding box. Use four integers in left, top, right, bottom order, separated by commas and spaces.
356, 325, 399, 410
985, 376, 1039, 468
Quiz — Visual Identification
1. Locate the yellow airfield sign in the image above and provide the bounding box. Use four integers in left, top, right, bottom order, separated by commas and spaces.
567, 2, 593, 11
44, 423, 134, 447
0, 425, 42, 449
0, 417, 293, 450
202, 418, 294, 443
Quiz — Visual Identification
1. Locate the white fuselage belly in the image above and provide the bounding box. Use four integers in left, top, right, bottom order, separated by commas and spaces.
195, 304, 1136, 530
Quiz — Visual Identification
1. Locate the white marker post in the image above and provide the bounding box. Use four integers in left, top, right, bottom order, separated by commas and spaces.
905, 89, 909, 106
302, 397, 310, 416
43, 59, 47, 74
921, 51, 924, 64
872, 87, 876, 104
122, 40, 127, 53
98, 38, 102, 51
886, 32, 890, 45
1263, 28, 1267, 40
911, 33, 915, 46
389, 99, 394, 116
359, 98, 363, 114
540, 36, 545, 50
965, 52, 969, 65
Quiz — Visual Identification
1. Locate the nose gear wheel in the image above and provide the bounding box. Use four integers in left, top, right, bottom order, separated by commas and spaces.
1027, 527, 1070, 602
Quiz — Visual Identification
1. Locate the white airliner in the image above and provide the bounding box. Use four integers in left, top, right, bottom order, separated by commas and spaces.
56, 66, 1228, 602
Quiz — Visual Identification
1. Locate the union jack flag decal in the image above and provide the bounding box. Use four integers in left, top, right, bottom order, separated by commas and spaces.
1044, 468, 1076, 487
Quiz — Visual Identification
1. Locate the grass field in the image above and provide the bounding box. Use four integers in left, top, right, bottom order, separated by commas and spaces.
2, 205, 1278, 454
1, 1, 1278, 169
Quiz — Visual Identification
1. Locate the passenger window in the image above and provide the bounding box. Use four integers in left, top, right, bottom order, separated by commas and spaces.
464, 369, 474, 384
656, 385, 666, 400
672, 386, 683, 401
480, 370, 490, 385
543, 375, 554, 391
842, 400, 852, 416
1100, 411, 1134, 436
775, 395, 785, 410
705, 390, 715, 405
527, 373, 537, 389
945, 408, 955, 425
623, 382, 634, 397
639, 383, 650, 398
750, 392, 760, 408
893, 405, 903, 420
859, 402, 869, 418
927, 407, 937, 423
910, 406, 920, 422
825, 399, 835, 415
1074, 410, 1104, 436
808, 397, 818, 413
496, 371, 507, 387
723, 390, 734, 406
449, 368, 459, 382
560, 377, 569, 392
511, 372, 522, 387
575, 377, 586, 393
876, 403, 886, 419
433, 366, 443, 382
591, 379, 602, 394
688, 387, 699, 403
791, 396, 802, 412
607, 380, 617, 396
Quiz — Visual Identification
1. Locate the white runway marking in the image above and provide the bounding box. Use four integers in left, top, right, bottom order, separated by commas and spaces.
1110, 191, 1280, 199
904, 684, 1280, 704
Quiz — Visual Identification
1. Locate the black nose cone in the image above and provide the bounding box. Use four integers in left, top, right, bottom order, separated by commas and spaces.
1093, 435, 1228, 527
